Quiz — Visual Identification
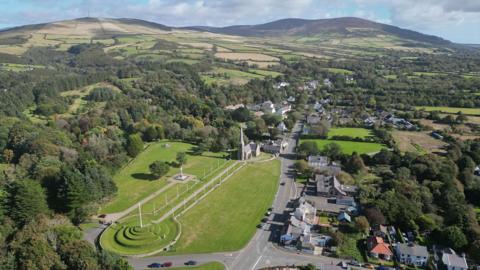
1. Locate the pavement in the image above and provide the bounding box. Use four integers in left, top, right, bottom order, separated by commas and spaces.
85, 121, 353, 269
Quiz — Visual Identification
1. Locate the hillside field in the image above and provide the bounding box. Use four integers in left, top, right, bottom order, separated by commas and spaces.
100, 140, 228, 213
416, 106, 480, 116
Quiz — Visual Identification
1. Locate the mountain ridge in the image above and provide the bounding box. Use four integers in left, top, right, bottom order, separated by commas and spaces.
0, 16, 452, 46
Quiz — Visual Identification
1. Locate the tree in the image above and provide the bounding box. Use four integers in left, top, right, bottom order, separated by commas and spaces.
231, 107, 251, 122
295, 160, 312, 176
143, 126, 159, 142
322, 142, 343, 160
442, 226, 468, 250
176, 152, 187, 166
355, 216, 370, 234
297, 141, 319, 157
310, 121, 329, 138
347, 152, 366, 173
365, 207, 386, 226
2, 149, 13, 164
126, 133, 144, 157
9, 180, 49, 226
149, 161, 170, 178
58, 240, 100, 270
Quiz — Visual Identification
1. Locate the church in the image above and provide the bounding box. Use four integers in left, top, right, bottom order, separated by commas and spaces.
238, 128, 260, 160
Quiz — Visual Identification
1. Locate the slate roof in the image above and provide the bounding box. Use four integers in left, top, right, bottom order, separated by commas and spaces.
396, 243, 428, 257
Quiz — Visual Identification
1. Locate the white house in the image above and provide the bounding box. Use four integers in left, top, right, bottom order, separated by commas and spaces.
261, 100, 276, 114
395, 243, 429, 267
442, 249, 468, 270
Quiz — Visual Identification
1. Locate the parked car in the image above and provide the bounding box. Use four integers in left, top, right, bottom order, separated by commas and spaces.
364, 263, 374, 269
280, 182, 285, 186
184, 260, 197, 266
348, 260, 362, 267
257, 223, 263, 229
162, 262, 172, 267
148, 263, 162, 268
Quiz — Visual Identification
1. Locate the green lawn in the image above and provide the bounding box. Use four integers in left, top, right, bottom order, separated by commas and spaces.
416, 106, 480, 116
170, 262, 225, 270
327, 128, 373, 139
301, 139, 384, 155
100, 140, 228, 213
170, 160, 280, 254
100, 216, 179, 255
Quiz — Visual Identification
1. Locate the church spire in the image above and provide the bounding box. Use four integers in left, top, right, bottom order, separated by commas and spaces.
240, 126, 245, 146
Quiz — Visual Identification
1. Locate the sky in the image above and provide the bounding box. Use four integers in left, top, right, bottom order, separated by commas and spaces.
0, 0, 479, 43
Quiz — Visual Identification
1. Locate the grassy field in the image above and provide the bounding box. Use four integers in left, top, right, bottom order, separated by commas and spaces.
248, 69, 282, 77
301, 139, 384, 155
327, 128, 373, 139
171, 262, 225, 270
202, 68, 265, 86
325, 68, 354, 75
215, 52, 279, 62
392, 131, 447, 154
100, 140, 228, 213
416, 106, 480, 116
170, 160, 280, 254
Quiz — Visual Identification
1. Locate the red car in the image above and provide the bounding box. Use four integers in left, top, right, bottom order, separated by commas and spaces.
162, 262, 172, 268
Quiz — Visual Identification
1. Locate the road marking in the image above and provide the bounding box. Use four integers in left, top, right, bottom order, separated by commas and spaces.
251, 255, 263, 270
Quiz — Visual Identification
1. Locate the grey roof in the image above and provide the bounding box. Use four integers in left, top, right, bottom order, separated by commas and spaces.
442, 250, 468, 269
397, 243, 429, 257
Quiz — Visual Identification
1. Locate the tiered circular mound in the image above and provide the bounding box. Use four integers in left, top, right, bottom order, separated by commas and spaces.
100, 217, 179, 255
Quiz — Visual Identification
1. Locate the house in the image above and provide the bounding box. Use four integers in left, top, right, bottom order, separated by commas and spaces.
309, 158, 342, 175
336, 195, 356, 207
262, 139, 287, 154
475, 166, 480, 176
315, 174, 358, 196
308, 155, 329, 168
395, 243, 429, 267
274, 81, 290, 89
294, 198, 317, 225
337, 212, 351, 223
346, 76, 355, 83
287, 96, 296, 103
275, 104, 292, 116
367, 236, 393, 260
277, 122, 288, 132
238, 128, 260, 160
323, 78, 333, 88
306, 80, 319, 90
306, 113, 322, 125
441, 249, 468, 270
224, 104, 244, 110
261, 101, 276, 114
372, 224, 389, 239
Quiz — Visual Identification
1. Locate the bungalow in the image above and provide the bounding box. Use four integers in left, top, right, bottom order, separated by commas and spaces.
441, 249, 468, 270
337, 212, 351, 223
277, 122, 288, 132
395, 243, 429, 267
367, 236, 393, 260
287, 96, 296, 103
